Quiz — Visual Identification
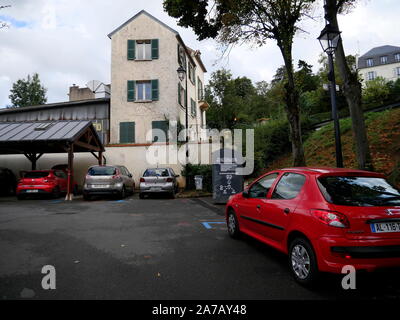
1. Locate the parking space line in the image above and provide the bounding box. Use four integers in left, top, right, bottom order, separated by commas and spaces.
201, 221, 225, 229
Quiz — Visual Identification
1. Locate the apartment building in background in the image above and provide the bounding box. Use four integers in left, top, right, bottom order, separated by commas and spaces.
358, 45, 400, 84
108, 10, 208, 146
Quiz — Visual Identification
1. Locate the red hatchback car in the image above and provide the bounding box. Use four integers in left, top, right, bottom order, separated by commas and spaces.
16, 170, 74, 199
226, 167, 400, 285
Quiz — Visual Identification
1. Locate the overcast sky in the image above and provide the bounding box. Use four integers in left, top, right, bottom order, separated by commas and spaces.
0, 0, 399, 108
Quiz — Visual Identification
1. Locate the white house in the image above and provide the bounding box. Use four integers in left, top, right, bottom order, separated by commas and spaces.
358, 45, 400, 84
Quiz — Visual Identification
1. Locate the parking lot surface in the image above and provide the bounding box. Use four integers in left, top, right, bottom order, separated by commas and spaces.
1, 195, 400, 300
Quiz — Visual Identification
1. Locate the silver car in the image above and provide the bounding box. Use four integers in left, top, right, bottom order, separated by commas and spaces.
83, 165, 135, 200
139, 168, 179, 199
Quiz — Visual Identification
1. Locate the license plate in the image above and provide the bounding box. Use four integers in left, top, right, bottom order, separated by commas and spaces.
92, 185, 109, 189
151, 187, 161, 191
26, 190, 39, 193
371, 222, 400, 233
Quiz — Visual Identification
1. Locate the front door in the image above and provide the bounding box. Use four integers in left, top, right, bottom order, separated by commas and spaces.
260, 172, 307, 242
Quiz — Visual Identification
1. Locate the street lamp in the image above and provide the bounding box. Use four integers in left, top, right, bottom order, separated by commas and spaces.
318, 23, 344, 168
177, 65, 190, 170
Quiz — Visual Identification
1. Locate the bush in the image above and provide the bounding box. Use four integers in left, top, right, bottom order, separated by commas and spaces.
181, 164, 213, 192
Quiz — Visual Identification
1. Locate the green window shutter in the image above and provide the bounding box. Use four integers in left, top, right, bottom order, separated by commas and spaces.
152, 121, 169, 142
151, 39, 159, 59
127, 80, 135, 101
120, 122, 135, 143
178, 83, 181, 105
127, 40, 135, 60
191, 98, 196, 116
151, 79, 159, 101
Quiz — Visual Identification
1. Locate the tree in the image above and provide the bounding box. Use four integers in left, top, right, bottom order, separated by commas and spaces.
362, 77, 390, 107
164, 0, 316, 166
324, 0, 373, 170
9, 73, 47, 108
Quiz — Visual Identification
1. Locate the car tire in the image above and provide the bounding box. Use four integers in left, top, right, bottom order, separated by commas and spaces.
139, 193, 145, 199
227, 209, 241, 239
170, 189, 176, 199
83, 194, 91, 201
288, 238, 319, 286
53, 186, 61, 199
17, 194, 25, 200
118, 186, 126, 200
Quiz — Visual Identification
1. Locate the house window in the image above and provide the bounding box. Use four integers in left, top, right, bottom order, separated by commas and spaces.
190, 98, 197, 117
380, 56, 388, 64
136, 40, 152, 60
367, 71, 376, 81
397, 67, 400, 77
188, 63, 195, 84
136, 81, 152, 101
395, 53, 400, 62
197, 77, 203, 100
366, 58, 374, 67
152, 121, 169, 142
120, 122, 135, 144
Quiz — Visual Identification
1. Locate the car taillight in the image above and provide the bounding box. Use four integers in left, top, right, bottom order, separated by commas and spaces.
311, 209, 350, 228
140, 178, 145, 182
166, 178, 173, 182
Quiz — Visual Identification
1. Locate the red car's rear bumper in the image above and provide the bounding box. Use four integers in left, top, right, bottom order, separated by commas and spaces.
17, 185, 55, 194
315, 236, 400, 273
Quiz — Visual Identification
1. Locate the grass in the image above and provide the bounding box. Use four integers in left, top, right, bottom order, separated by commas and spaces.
264, 108, 400, 186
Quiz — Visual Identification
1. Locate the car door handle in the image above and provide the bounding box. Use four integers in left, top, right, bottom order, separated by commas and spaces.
284, 208, 290, 214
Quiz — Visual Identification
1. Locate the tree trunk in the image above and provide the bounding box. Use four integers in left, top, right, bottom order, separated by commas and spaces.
324, 0, 373, 170
279, 43, 306, 167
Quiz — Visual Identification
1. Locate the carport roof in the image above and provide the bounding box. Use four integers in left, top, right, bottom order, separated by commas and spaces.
0, 120, 104, 154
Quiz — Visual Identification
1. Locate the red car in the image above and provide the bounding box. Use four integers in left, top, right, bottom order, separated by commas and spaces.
16, 170, 76, 199
226, 167, 400, 285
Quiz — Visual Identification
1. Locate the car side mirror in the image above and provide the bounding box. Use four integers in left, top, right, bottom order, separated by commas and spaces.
242, 189, 250, 198
128, 174, 133, 178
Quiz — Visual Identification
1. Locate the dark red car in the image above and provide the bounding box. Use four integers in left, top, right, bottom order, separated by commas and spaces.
16, 170, 76, 199
226, 167, 400, 285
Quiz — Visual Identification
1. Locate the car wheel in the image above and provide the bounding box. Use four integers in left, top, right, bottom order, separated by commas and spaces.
289, 238, 319, 286
118, 186, 126, 200
139, 193, 145, 199
83, 194, 91, 201
227, 209, 241, 239
17, 194, 25, 200
53, 186, 61, 199
170, 189, 176, 199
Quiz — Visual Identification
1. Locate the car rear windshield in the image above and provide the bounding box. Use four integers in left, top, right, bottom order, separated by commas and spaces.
318, 176, 400, 207
143, 169, 169, 177
88, 167, 116, 176
24, 171, 50, 178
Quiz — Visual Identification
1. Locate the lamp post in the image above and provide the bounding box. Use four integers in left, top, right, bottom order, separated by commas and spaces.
318, 23, 344, 168
177, 65, 190, 170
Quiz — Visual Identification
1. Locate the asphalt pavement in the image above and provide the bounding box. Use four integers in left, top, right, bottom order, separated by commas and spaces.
0, 194, 400, 300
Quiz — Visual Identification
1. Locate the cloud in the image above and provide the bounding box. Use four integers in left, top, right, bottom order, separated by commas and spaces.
0, 0, 399, 108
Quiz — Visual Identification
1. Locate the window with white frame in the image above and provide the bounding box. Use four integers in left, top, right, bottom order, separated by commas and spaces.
397, 67, 400, 77
136, 81, 152, 101
395, 53, 400, 62
380, 56, 388, 64
188, 63, 195, 84
366, 58, 374, 67
367, 71, 376, 81
136, 40, 152, 60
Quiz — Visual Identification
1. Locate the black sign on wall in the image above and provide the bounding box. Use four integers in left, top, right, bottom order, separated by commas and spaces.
212, 149, 244, 204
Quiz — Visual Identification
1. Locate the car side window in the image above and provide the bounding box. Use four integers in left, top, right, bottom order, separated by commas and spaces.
248, 173, 279, 198
55, 171, 67, 179
271, 173, 306, 200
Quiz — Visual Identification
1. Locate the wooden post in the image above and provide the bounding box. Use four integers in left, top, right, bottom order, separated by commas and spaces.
66, 144, 74, 201
98, 151, 103, 165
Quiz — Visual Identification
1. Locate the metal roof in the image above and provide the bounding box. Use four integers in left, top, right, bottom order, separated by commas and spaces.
0, 97, 109, 115
0, 120, 104, 154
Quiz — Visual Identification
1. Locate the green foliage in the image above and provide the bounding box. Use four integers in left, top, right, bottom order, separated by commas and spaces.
363, 77, 391, 108
181, 164, 213, 192
9, 73, 47, 108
